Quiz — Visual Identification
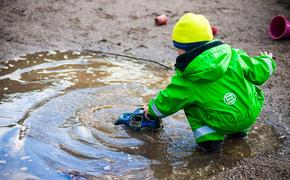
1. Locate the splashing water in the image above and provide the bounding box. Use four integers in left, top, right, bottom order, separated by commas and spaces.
0, 51, 280, 179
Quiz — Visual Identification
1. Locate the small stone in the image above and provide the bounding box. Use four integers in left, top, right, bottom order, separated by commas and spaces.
48, 50, 57, 55
20, 167, 28, 171
86, 67, 94, 74
0, 160, 6, 164
104, 165, 111, 171
21, 126, 27, 131
72, 51, 81, 55
3, 87, 8, 91
219, 165, 225, 171
279, 135, 286, 139
21, 156, 30, 160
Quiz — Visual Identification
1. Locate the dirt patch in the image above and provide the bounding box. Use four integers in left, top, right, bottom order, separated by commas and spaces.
1, 0, 290, 179
210, 156, 290, 180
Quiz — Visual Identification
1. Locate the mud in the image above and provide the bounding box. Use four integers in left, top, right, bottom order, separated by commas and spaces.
1, 0, 290, 179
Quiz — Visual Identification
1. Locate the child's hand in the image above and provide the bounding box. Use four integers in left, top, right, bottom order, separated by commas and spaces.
260, 51, 274, 58
143, 106, 149, 119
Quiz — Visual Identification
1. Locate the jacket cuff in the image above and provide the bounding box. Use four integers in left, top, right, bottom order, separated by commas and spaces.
260, 55, 276, 76
148, 99, 166, 118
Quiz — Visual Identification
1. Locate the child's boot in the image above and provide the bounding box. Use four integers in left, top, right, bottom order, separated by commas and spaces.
197, 140, 222, 153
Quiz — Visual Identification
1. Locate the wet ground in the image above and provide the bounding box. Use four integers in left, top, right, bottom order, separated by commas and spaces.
0, 51, 282, 179
1, 0, 290, 179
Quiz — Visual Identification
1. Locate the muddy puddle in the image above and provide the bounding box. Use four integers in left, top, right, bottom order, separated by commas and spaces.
0, 51, 281, 179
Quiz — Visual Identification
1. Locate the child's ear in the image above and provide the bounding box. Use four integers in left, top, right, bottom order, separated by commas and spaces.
177, 49, 186, 55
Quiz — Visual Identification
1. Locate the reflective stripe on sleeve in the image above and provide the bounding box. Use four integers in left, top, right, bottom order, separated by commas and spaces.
193, 126, 216, 139
264, 58, 273, 76
151, 102, 166, 118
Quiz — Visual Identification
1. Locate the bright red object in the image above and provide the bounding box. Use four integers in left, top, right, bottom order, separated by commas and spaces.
211, 26, 218, 35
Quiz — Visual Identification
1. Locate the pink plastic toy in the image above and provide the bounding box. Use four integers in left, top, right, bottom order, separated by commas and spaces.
269, 15, 290, 40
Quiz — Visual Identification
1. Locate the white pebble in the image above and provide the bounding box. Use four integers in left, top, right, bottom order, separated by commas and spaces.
21, 156, 30, 160
279, 135, 286, 139
130, 147, 139, 150
48, 50, 57, 55
20, 167, 28, 171
72, 51, 81, 55
86, 67, 94, 74
63, 77, 72, 80
3, 87, 8, 91
104, 165, 111, 171
21, 126, 27, 131
64, 55, 68, 59
0, 160, 6, 164
14, 57, 26, 61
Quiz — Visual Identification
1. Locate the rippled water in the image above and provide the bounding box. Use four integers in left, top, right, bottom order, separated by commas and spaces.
0, 51, 280, 179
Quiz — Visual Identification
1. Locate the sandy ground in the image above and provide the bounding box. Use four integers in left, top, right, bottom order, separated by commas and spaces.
1, 0, 290, 179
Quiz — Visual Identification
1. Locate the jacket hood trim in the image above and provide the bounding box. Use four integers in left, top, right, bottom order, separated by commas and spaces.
175, 40, 223, 72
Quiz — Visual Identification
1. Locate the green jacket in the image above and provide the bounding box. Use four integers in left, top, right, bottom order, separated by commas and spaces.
148, 40, 276, 133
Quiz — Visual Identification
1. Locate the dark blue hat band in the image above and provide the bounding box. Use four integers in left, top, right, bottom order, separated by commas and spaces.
173, 41, 209, 51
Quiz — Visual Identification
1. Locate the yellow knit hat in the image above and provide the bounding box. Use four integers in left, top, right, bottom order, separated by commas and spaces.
172, 13, 213, 44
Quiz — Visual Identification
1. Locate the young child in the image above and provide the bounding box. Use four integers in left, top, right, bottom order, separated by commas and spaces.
145, 13, 276, 153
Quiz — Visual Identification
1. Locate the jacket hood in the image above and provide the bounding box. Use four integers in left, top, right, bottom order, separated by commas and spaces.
175, 40, 231, 82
